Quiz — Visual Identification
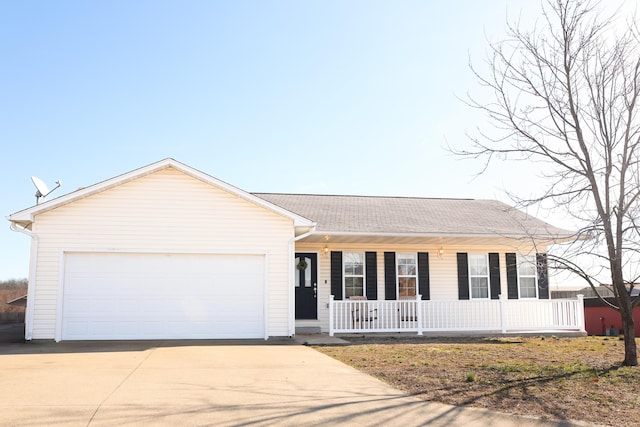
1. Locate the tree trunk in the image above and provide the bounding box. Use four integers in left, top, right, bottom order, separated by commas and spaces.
611, 263, 637, 366
620, 303, 638, 366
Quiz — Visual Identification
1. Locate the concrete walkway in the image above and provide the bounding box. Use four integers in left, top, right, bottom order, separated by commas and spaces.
0, 341, 597, 426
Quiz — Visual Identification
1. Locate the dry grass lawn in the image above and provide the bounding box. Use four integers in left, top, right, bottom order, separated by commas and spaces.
315, 336, 640, 427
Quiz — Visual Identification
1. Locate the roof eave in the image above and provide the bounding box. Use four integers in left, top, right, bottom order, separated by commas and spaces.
305, 230, 578, 243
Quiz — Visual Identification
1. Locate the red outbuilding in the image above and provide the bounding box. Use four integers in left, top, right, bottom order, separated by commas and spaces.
553, 286, 640, 337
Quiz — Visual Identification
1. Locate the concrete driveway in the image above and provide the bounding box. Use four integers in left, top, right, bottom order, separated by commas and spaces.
0, 340, 594, 427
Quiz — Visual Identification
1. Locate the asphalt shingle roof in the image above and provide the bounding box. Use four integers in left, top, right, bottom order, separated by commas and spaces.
254, 193, 573, 239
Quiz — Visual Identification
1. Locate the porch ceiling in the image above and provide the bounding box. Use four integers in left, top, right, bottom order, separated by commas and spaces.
298, 232, 551, 248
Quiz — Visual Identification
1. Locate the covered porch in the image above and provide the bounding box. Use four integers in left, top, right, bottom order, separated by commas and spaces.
329, 295, 586, 336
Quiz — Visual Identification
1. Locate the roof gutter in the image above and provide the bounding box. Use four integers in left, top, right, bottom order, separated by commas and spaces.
9, 222, 37, 340
287, 224, 317, 338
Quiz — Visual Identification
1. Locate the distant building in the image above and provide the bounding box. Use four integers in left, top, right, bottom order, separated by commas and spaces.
552, 285, 640, 337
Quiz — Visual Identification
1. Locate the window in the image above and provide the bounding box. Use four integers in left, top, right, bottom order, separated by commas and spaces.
344, 252, 365, 298
397, 253, 417, 297
295, 255, 312, 288
518, 255, 537, 298
469, 254, 489, 299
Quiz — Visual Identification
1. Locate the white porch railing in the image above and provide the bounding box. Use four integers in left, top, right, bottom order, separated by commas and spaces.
328, 294, 585, 336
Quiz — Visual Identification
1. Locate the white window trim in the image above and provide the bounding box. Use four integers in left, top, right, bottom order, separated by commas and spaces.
343, 252, 366, 298
517, 254, 538, 299
396, 252, 418, 298
468, 253, 490, 300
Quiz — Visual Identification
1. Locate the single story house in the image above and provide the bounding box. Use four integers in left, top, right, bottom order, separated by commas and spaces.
7, 158, 584, 341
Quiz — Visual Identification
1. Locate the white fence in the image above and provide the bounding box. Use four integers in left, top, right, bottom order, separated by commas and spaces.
328, 294, 585, 336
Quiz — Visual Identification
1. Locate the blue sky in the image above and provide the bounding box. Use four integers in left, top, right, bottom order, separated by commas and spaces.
0, 1, 607, 280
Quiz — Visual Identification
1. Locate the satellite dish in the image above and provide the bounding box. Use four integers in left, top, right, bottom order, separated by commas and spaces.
31, 176, 62, 204
31, 176, 49, 197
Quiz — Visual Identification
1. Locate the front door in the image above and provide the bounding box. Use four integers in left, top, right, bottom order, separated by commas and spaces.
295, 253, 317, 319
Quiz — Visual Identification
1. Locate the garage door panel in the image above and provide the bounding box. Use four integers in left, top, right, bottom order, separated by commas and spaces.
61, 253, 265, 340
64, 322, 88, 337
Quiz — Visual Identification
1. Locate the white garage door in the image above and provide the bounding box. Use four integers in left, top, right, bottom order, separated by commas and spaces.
61, 252, 265, 340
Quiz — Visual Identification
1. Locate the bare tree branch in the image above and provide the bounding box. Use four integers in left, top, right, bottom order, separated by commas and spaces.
459, 0, 640, 366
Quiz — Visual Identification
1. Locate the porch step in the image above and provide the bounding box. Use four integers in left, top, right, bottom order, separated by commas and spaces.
295, 326, 322, 334
293, 333, 350, 346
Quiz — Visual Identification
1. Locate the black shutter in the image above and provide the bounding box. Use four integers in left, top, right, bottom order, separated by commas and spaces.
537, 253, 549, 299
330, 251, 343, 300
417, 252, 430, 300
365, 252, 378, 300
506, 253, 519, 299
384, 252, 397, 300
488, 253, 501, 300
457, 253, 470, 300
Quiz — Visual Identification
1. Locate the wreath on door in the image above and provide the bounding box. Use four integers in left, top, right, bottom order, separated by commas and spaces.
296, 259, 308, 271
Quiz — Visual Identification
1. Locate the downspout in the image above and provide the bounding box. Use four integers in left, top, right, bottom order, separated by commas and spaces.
288, 224, 316, 337
9, 222, 37, 341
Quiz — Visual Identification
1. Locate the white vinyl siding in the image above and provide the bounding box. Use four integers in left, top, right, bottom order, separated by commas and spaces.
518, 254, 538, 299
29, 167, 293, 339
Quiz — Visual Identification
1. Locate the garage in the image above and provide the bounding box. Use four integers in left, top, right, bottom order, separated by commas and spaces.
8, 160, 314, 341
61, 252, 266, 340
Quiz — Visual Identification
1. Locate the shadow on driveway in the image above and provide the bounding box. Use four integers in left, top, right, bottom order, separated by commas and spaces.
0, 326, 299, 355
0, 323, 24, 342
0, 342, 584, 427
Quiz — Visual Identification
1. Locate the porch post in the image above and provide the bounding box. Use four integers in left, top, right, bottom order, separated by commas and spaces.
329, 295, 335, 336
416, 294, 423, 336
499, 294, 507, 334
577, 294, 585, 332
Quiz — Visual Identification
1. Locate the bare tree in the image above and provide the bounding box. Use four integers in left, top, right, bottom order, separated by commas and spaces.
460, 0, 640, 366
0, 279, 28, 290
